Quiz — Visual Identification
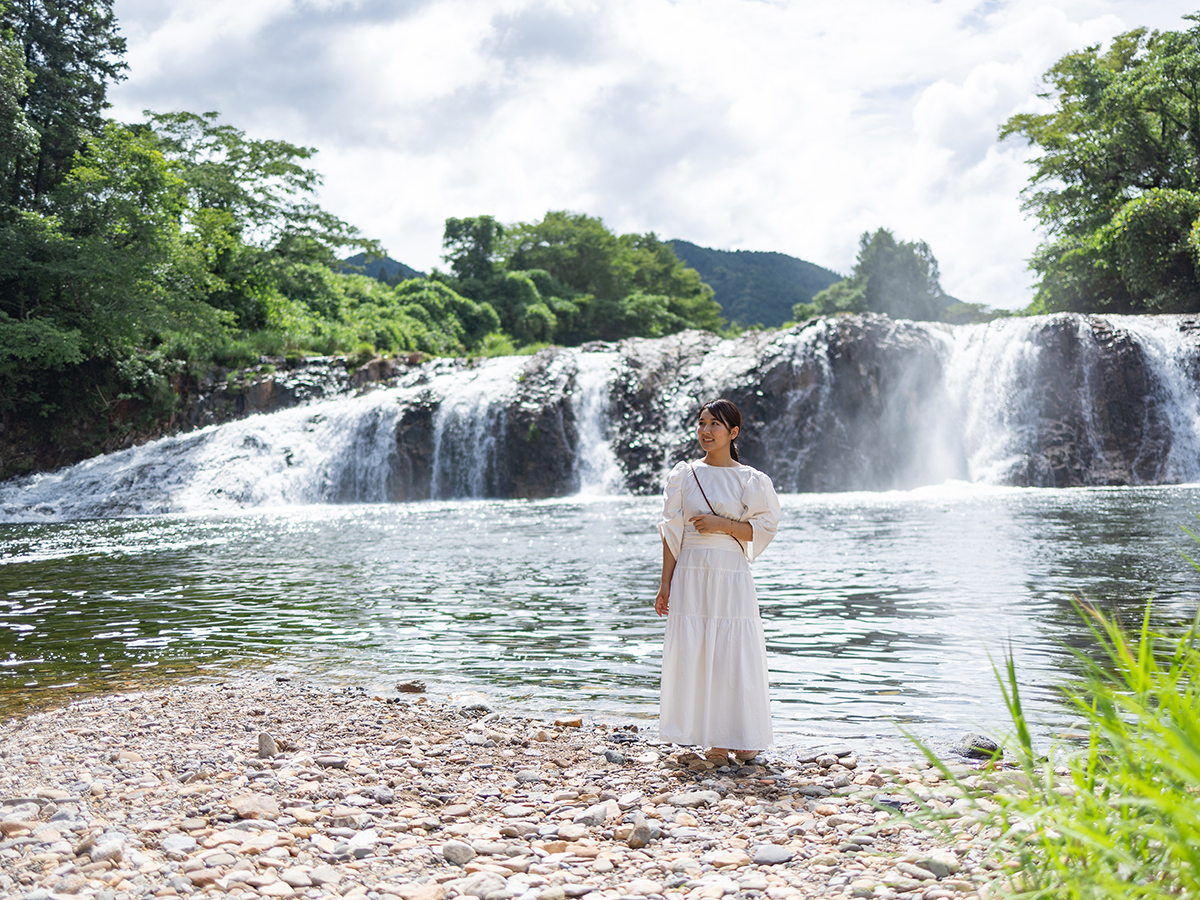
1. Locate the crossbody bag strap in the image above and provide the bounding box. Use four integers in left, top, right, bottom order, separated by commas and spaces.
689, 463, 745, 555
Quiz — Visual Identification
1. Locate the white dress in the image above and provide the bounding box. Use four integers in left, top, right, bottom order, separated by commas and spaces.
657, 459, 782, 750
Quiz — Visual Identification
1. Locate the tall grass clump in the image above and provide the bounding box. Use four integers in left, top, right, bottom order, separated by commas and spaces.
918, 594, 1200, 899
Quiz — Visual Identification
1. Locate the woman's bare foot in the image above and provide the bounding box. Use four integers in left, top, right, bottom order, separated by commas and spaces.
704, 747, 731, 763
733, 750, 760, 762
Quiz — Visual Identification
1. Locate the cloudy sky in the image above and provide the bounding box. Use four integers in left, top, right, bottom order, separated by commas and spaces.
109, 0, 1192, 310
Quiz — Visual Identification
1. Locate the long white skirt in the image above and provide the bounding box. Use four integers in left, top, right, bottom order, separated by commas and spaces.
659, 532, 773, 750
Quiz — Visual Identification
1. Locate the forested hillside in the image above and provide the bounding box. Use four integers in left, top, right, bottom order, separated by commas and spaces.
668, 240, 840, 327
340, 253, 424, 286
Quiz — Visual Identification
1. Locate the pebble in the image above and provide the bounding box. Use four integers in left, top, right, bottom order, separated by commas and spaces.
0, 681, 1000, 900
258, 731, 279, 758
442, 840, 476, 865
752, 843, 794, 865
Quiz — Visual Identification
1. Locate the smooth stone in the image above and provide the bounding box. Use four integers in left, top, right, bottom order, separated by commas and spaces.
453, 872, 506, 898
230, 793, 280, 820
308, 866, 342, 885
624, 878, 662, 895
258, 733, 279, 759
669, 791, 721, 808
571, 803, 607, 826
752, 844, 793, 865
556, 824, 587, 841
315, 756, 348, 769
443, 840, 477, 865
160, 835, 198, 859
279, 868, 313, 887
515, 771, 542, 784
950, 733, 1001, 759
704, 849, 751, 868
396, 680, 426, 693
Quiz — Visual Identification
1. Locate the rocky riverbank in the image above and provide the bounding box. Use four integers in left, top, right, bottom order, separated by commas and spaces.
0, 681, 1002, 900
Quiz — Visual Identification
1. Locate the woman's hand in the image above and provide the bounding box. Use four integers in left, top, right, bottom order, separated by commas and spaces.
690, 514, 728, 534
654, 588, 669, 616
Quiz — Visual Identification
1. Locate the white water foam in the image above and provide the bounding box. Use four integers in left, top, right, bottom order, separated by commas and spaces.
571, 351, 623, 496
429, 357, 526, 500
1109, 315, 1200, 482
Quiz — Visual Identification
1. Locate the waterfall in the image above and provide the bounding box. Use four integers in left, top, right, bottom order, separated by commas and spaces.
571, 351, 622, 496
3, 314, 1200, 520
1111, 315, 1200, 483
429, 357, 525, 500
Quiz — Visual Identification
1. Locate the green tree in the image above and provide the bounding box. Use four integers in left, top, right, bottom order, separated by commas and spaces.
0, 121, 229, 412
2, 0, 126, 208
0, 23, 35, 199
800, 228, 953, 322
1002, 16, 1200, 312
147, 111, 380, 331
442, 215, 503, 282
497, 210, 723, 342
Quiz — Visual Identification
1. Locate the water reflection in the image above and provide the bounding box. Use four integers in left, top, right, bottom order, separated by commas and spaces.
0, 487, 1197, 752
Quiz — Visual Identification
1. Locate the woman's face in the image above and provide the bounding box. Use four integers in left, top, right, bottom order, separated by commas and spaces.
697, 409, 738, 455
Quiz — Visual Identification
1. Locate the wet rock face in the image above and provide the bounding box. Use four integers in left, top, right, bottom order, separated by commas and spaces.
609, 316, 952, 493
606, 313, 1200, 493
990, 315, 1174, 488
394, 349, 594, 501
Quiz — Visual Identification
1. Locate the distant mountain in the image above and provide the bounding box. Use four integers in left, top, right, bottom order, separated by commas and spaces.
339, 253, 425, 285
669, 240, 842, 327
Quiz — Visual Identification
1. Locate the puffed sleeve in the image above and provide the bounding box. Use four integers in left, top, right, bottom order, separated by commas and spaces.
657, 461, 689, 560
743, 469, 782, 562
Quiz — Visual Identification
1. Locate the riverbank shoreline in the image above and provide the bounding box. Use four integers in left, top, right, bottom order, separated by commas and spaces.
0, 680, 999, 900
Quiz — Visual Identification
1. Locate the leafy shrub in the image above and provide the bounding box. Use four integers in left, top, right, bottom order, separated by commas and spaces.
912, 560, 1200, 898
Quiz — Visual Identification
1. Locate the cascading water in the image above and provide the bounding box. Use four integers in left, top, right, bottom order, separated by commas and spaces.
571, 351, 623, 496
1111, 315, 1200, 482
428, 357, 525, 500
3, 313, 1200, 520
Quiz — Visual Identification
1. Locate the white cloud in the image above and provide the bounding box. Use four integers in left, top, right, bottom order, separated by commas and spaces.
109, 0, 1195, 309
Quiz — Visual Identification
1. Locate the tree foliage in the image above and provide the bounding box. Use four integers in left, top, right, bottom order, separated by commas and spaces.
2, 0, 126, 208
1003, 16, 1200, 313
796, 228, 957, 323
440, 210, 723, 344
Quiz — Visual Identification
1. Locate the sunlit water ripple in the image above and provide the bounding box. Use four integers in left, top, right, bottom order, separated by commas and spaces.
1, 484, 1197, 756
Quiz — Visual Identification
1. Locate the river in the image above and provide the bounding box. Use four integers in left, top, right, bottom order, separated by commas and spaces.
2, 484, 1196, 756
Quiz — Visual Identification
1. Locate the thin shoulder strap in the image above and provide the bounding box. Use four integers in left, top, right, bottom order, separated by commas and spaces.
689, 463, 717, 515
689, 463, 745, 554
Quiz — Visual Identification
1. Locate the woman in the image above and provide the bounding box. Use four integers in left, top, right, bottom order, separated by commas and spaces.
655, 399, 782, 763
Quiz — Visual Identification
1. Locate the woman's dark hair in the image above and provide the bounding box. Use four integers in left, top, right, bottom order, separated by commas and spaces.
699, 398, 742, 462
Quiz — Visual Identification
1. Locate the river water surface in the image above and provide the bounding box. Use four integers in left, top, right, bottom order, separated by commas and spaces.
2, 484, 1197, 755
